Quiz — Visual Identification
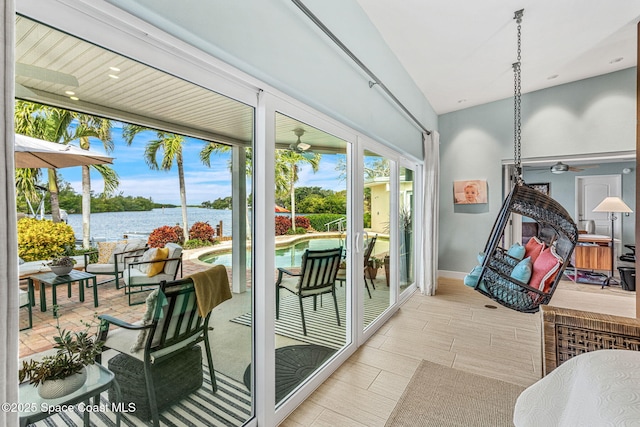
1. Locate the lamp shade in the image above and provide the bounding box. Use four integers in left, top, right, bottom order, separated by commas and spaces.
592, 196, 633, 213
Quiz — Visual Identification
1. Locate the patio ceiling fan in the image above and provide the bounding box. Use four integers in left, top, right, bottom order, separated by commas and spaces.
15, 63, 79, 87
549, 162, 598, 174
289, 128, 316, 159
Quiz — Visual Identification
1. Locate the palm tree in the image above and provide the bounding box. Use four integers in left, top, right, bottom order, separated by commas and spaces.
275, 150, 321, 231
14, 101, 118, 231
77, 115, 115, 247
123, 125, 190, 241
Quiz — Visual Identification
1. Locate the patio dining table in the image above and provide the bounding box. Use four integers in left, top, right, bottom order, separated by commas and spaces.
28, 270, 98, 315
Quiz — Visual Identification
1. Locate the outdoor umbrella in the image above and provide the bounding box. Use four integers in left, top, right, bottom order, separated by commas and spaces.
14, 134, 114, 169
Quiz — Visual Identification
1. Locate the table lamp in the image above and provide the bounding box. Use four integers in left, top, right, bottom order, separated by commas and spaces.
592, 196, 633, 287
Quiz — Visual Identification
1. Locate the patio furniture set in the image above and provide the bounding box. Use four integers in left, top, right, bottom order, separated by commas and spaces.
19, 239, 184, 328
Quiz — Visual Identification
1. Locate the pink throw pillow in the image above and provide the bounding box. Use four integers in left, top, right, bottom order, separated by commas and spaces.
525, 236, 546, 264
530, 246, 563, 293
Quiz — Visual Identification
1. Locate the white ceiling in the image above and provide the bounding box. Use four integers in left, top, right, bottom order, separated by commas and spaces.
355, 0, 640, 115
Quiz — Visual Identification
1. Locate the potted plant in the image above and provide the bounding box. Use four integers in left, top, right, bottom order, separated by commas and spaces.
48, 256, 76, 276
366, 256, 382, 279
19, 308, 103, 398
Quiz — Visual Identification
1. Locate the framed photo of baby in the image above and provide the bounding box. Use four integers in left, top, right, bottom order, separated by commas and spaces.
454, 180, 488, 204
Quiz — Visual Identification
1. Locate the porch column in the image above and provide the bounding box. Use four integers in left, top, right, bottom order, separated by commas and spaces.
232, 145, 247, 294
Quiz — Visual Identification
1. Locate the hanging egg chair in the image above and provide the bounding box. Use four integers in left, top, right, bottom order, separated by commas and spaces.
470, 10, 579, 313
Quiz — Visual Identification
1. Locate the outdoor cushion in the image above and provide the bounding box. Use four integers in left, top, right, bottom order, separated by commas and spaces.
97, 242, 118, 264
19, 256, 85, 278
124, 267, 174, 286
163, 243, 182, 275
138, 248, 158, 275
85, 263, 119, 274
19, 288, 30, 307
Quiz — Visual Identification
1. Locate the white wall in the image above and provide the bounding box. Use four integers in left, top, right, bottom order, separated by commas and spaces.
438, 68, 637, 273
104, 0, 437, 159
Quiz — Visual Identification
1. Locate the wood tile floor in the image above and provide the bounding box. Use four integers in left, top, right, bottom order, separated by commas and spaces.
281, 277, 637, 427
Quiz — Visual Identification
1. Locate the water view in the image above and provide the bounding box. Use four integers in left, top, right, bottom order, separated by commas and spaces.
65, 207, 234, 241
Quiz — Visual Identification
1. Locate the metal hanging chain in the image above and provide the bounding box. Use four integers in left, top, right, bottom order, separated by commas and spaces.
513, 9, 524, 184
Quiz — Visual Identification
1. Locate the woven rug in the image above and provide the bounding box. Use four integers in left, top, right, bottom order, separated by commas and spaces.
30, 367, 251, 427
231, 285, 390, 349
385, 360, 525, 427
243, 344, 336, 402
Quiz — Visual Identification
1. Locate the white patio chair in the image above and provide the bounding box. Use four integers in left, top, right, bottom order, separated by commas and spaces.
123, 243, 183, 305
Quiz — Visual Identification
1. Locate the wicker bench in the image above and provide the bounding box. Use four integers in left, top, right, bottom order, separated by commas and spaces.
542, 305, 640, 375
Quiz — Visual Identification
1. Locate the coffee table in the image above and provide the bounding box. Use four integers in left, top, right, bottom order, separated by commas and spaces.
28, 270, 98, 315
19, 363, 121, 427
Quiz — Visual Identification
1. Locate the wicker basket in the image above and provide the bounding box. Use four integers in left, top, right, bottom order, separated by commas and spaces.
542, 305, 640, 375
108, 346, 203, 421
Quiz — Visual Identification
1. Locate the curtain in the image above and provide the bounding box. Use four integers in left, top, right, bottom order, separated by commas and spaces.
1, 1, 18, 425
420, 131, 439, 295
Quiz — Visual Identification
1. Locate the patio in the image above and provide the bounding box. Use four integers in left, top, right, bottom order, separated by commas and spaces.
18, 245, 391, 425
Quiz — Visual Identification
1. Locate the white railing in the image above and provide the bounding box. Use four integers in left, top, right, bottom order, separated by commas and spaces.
325, 216, 347, 232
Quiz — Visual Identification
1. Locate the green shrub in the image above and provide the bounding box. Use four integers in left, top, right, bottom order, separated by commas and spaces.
183, 239, 214, 250
305, 214, 346, 232
17, 218, 76, 261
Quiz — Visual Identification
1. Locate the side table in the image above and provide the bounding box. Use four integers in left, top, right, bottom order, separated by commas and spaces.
19, 363, 122, 427
28, 270, 98, 315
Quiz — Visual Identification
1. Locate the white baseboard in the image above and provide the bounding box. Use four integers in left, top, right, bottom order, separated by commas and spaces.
438, 270, 466, 280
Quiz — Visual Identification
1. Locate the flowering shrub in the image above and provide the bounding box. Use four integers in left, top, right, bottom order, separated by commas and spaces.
147, 225, 182, 248
18, 218, 75, 261
275, 216, 292, 236
294, 216, 311, 230
189, 221, 215, 242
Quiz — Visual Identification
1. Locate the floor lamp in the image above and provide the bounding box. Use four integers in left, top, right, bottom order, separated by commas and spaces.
592, 196, 633, 287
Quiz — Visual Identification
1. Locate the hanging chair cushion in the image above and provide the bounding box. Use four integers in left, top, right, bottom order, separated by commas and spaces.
525, 237, 546, 263
507, 243, 526, 260
510, 257, 533, 283
530, 246, 563, 292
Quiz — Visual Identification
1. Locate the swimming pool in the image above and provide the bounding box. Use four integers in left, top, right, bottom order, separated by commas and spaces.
199, 238, 345, 268
199, 236, 389, 269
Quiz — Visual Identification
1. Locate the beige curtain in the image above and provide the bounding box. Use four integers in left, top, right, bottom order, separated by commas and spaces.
1, 1, 18, 424
421, 131, 439, 295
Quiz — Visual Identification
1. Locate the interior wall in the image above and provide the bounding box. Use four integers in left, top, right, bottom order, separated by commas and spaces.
104, 0, 437, 159
522, 162, 636, 246
438, 68, 637, 273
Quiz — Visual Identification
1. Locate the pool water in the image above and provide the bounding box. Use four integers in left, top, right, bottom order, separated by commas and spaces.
200, 238, 346, 268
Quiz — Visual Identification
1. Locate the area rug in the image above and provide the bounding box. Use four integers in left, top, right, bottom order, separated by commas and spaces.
563, 269, 608, 285
385, 360, 525, 427
231, 286, 390, 349
30, 367, 251, 427
243, 344, 336, 402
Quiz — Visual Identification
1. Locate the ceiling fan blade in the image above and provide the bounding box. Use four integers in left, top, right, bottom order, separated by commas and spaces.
568, 166, 583, 172
16, 63, 79, 87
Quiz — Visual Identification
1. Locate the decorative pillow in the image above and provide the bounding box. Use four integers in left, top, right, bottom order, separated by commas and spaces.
477, 253, 486, 265
110, 241, 129, 264
97, 241, 118, 264
507, 242, 526, 261
530, 246, 563, 292
147, 247, 169, 277
464, 265, 483, 287
524, 236, 546, 264
510, 257, 532, 284
138, 248, 158, 274
130, 288, 158, 353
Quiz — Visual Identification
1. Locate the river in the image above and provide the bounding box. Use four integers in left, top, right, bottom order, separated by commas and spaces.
65, 207, 235, 241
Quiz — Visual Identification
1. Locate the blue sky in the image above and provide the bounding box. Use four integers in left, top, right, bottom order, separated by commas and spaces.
57, 122, 345, 204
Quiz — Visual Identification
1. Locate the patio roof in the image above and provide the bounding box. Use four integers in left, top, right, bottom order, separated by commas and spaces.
15, 16, 347, 152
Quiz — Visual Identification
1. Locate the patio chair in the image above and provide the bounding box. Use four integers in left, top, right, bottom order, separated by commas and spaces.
123, 243, 183, 305
98, 269, 231, 427
19, 287, 33, 331
363, 235, 378, 296
276, 247, 343, 336
84, 239, 147, 288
